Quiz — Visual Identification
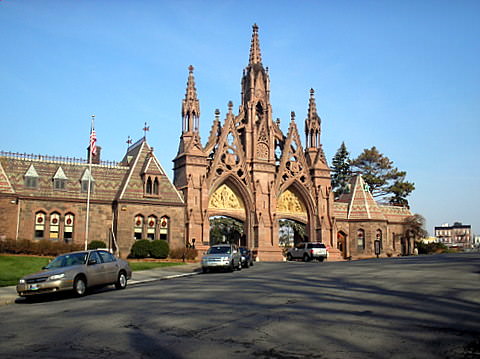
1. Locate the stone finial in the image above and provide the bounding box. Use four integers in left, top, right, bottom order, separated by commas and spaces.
249, 23, 262, 65
308, 88, 318, 120
290, 111, 296, 122
228, 101, 233, 113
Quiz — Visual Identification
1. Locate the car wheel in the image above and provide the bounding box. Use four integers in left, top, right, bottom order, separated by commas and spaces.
303, 254, 310, 262
229, 261, 235, 272
244, 261, 249, 269
115, 272, 127, 290
319, 257, 325, 262
74, 276, 87, 297
202, 267, 209, 274
286, 253, 293, 261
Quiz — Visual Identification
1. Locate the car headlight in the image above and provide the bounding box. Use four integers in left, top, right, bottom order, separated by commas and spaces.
19, 279, 25, 284
221, 256, 229, 261
49, 273, 65, 281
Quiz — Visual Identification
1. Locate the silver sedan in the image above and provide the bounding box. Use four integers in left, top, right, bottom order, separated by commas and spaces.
17, 249, 132, 297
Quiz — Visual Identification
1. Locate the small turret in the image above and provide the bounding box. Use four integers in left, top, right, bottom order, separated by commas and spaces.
182, 65, 200, 133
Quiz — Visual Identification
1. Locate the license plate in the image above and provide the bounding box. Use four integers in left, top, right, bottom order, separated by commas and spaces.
29, 284, 39, 290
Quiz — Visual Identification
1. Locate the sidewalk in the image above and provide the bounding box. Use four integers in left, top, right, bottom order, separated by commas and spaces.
0, 262, 201, 306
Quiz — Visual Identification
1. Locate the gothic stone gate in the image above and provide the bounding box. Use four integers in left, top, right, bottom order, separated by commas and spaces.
173, 25, 335, 261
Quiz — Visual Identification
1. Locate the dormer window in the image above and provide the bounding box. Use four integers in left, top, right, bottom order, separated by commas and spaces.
142, 154, 164, 197
144, 175, 160, 197
53, 167, 68, 191
81, 168, 95, 193
24, 164, 39, 189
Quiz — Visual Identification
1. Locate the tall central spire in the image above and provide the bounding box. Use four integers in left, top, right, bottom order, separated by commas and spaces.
182, 65, 200, 133
248, 23, 262, 65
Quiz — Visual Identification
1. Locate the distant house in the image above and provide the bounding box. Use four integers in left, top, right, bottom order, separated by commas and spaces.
434, 222, 472, 248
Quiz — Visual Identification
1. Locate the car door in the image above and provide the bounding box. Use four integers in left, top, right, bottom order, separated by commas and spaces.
292, 243, 303, 259
98, 250, 119, 284
85, 251, 106, 286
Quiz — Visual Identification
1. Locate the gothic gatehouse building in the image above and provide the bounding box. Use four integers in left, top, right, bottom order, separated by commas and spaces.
0, 25, 415, 260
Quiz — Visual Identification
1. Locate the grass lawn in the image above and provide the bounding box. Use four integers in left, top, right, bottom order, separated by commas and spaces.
0, 254, 186, 287
128, 261, 185, 271
0, 255, 51, 287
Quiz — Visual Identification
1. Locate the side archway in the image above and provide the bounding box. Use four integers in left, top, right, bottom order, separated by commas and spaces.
207, 175, 254, 248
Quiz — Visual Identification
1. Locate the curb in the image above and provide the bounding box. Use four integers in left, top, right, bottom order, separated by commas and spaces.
129, 271, 200, 285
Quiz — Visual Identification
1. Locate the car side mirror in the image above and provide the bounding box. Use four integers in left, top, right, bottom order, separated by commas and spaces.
88, 258, 97, 265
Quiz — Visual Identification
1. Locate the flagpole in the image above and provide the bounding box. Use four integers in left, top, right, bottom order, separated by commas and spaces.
85, 115, 95, 250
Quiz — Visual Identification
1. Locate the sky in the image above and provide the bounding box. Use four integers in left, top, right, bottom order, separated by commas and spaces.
1, 0, 479, 235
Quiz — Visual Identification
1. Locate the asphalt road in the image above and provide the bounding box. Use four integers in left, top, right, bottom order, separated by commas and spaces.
0, 253, 479, 359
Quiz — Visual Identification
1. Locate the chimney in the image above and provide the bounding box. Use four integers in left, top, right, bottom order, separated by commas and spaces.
87, 146, 101, 164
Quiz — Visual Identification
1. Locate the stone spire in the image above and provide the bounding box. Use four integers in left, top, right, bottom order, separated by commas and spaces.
182, 65, 200, 133
305, 88, 321, 148
248, 23, 262, 65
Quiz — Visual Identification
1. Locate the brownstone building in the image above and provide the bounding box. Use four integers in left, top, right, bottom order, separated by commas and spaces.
0, 24, 415, 260
0, 139, 185, 257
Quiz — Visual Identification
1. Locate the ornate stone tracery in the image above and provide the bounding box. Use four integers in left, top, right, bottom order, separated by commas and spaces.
277, 189, 306, 215
208, 184, 244, 210
173, 24, 334, 261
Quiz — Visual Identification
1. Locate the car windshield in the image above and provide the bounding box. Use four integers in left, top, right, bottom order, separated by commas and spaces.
239, 248, 248, 254
45, 252, 88, 269
208, 246, 231, 254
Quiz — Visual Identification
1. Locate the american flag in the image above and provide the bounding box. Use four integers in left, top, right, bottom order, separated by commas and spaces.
90, 128, 97, 156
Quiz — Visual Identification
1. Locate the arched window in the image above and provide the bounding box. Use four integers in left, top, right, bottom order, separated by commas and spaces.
159, 216, 169, 241
147, 216, 157, 240
64, 213, 75, 242
49, 212, 60, 240
357, 229, 365, 250
134, 215, 144, 240
376, 229, 383, 249
34, 212, 46, 239
146, 177, 153, 195
153, 177, 159, 195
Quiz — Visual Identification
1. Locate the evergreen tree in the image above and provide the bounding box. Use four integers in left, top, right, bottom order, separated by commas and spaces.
351, 146, 415, 206
331, 142, 352, 199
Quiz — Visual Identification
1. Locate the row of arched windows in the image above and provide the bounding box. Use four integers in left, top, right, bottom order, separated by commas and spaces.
356, 228, 383, 251
134, 214, 169, 240
35, 211, 75, 242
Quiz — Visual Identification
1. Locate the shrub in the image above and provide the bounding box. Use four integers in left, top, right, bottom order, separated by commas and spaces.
149, 240, 169, 259
129, 240, 151, 258
169, 247, 198, 260
88, 240, 107, 250
0, 238, 82, 256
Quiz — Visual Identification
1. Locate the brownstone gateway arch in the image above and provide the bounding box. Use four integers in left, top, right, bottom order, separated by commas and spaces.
173, 25, 336, 261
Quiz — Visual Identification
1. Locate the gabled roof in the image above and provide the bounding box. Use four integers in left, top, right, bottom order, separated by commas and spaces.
337, 175, 386, 221
25, 164, 39, 178
53, 166, 68, 180
142, 154, 164, 176
81, 168, 95, 182
0, 161, 15, 194
118, 140, 183, 203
